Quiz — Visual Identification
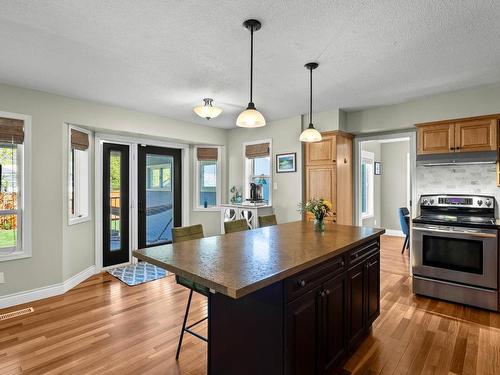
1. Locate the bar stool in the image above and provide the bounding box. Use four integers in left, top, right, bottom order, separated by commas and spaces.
224, 218, 250, 233
258, 214, 277, 227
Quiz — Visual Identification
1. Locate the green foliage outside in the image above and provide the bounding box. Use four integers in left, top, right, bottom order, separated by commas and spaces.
110, 153, 121, 191
0, 229, 15, 248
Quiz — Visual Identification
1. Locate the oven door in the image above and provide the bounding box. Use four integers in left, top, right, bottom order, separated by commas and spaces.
412, 223, 498, 289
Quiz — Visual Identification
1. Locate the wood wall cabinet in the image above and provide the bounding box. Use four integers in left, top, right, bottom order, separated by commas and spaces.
416, 116, 498, 155
304, 131, 353, 225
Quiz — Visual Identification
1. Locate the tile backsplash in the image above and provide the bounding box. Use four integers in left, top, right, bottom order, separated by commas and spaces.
416, 164, 499, 213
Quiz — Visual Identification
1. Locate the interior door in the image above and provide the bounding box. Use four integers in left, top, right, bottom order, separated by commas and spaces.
138, 145, 181, 248
103, 143, 130, 267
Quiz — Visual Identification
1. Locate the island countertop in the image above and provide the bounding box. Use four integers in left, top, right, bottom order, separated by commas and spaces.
133, 221, 385, 299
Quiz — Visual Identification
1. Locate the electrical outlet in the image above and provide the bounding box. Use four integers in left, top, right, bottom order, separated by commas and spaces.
273, 182, 278, 190
0, 272, 4, 284
374, 220, 377, 225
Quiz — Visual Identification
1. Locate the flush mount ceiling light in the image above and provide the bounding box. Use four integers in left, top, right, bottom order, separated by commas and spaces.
193, 98, 223, 120
236, 19, 266, 128
299, 62, 322, 142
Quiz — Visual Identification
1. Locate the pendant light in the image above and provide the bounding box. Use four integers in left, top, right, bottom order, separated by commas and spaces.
299, 62, 322, 142
236, 19, 266, 128
193, 98, 223, 120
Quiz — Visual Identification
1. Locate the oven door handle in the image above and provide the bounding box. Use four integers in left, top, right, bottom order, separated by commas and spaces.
413, 227, 497, 238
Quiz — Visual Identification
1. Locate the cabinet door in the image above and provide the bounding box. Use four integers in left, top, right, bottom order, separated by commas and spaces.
306, 136, 336, 166
321, 274, 347, 374
306, 165, 336, 209
347, 262, 365, 350
365, 252, 380, 326
454, 119, 497, 152
285, 288, 321, 375
417, 123, 454, 155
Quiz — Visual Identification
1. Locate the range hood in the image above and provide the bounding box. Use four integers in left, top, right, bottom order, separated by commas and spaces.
417, 151, 497, 166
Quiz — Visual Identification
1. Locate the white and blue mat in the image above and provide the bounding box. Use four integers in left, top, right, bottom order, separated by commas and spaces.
108, 262, 167, 286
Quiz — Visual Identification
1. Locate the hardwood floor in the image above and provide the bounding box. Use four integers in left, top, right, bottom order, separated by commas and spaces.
1, 235, 499, 374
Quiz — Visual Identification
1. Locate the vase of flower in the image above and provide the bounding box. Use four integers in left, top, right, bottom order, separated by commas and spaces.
298, 198, 333, 232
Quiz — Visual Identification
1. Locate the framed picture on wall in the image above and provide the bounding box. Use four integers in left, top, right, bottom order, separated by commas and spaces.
375, 162, 381, 175
276, 153, 296, 173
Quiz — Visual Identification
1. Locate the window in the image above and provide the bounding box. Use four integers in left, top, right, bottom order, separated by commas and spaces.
68, 126, 91, 224
0, 113, 30, 260
194, 147, 220, 209
244, 140, 272, 204
361, 151, 374, 219
146, 162, 172, 191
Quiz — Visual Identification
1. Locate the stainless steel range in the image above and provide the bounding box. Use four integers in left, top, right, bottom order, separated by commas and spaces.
412, 194, 499, 311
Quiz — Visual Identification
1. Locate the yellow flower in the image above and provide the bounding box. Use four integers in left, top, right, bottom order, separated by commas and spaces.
324, 200, 332, 210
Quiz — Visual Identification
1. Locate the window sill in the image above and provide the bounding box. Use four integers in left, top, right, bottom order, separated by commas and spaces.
0, 251, 31, 262
68, 216, 91, 226
193, 206, 220, 212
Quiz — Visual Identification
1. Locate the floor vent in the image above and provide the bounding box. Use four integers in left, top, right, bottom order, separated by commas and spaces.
0, 307, 34, 321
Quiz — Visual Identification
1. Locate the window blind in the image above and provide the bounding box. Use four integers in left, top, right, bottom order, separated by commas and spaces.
197, 147, 218, 161
245, 142, 270, 159
0, 117, 24, 144
71, 129, 89, 151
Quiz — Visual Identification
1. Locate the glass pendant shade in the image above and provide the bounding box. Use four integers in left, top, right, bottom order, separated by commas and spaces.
193, 98, 223, 120
236, 104, 266, 128
299, 124, 322, 142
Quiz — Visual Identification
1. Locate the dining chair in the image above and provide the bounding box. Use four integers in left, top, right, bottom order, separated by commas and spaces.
398, 207, 410, 254
171, 224, 208, 360
258, 214, 277, 228
224, 218, 250, 233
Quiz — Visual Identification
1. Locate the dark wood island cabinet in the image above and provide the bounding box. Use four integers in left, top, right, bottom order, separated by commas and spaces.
133, 221, 384, 375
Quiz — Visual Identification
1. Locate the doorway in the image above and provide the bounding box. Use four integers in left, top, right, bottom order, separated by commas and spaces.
354, 132, 417, 236
137, 145, 182, 248
102, 143, 130, 267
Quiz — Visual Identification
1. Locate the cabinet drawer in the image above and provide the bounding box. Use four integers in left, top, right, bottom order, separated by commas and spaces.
285, 255, 345, 302
348, 240, 379, 267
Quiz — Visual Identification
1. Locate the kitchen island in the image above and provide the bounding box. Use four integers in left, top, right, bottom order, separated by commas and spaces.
133, 221, 385, 375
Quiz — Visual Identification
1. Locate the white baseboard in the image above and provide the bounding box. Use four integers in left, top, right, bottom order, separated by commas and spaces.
384, 229, 406, 237
0, 265, 96, 309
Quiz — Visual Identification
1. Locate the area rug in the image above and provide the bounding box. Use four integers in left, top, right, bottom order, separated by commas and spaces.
107, 262, 167, 286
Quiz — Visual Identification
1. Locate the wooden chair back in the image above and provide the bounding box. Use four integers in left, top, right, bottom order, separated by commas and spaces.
258, 214, 277, 228
224, 219, 249, 234
172, 224, 204, 243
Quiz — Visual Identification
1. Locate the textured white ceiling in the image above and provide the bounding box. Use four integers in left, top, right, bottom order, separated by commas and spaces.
1, 1, 500, 129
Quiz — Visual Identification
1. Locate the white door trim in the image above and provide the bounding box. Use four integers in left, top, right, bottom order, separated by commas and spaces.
94, 133, 189, 273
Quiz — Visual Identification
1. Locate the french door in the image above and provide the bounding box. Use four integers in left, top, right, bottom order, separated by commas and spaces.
102, 143, 130, 267
138, 145, 182, 248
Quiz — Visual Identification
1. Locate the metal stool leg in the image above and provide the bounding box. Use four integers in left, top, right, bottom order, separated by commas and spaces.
176, 289, 193, 360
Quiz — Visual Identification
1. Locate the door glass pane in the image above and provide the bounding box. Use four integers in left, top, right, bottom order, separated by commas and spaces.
422, 235, 483, 274
110, 150, 122, 251
146, 154, 173, 245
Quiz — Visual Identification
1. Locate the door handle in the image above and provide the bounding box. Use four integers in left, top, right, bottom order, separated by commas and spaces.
413, 227, 496, 238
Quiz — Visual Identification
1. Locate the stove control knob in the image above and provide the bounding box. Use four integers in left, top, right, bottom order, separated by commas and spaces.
423, 199, 429, 205
429, 199, 435, 205
486, 200, 492, 207
477, 200, 483, 206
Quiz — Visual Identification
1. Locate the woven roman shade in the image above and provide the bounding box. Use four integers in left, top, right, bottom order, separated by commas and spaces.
245, 142, 270, 159
197, 147, 218, 161
71, 129, 89, 151
0, 117, 24, 144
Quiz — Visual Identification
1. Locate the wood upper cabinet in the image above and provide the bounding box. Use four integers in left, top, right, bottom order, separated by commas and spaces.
454, 118, 497, 152
417, 123, 454, 155
304, 131, 353, 225
305, 135, 336, 165
416, 116, 499, 155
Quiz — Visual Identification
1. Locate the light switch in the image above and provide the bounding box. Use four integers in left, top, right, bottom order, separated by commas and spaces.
0, 272, 4, 283
273, 182, 278, 190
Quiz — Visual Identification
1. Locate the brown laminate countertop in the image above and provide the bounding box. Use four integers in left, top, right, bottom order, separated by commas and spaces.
133, 221, 385, 299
